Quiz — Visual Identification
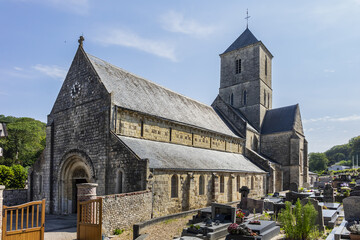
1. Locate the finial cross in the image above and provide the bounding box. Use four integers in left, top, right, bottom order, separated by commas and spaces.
78, 35, 85, 47
245, 9, 251, 28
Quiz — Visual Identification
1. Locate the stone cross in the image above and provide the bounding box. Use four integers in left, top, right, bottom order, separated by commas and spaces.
239, 186, 250, 198
78, 36, 85, 47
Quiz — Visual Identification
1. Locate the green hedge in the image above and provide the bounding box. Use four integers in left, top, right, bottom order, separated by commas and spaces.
0, 165, 27, 189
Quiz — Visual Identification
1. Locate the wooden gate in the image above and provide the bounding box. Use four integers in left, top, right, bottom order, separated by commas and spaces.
2, 199, 45, 240
77, 198, 102, 240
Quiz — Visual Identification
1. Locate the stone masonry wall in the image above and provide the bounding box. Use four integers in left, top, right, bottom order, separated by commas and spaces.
100, 190, 152, 235
116, 108, 243, 154
3, 189, 28, 206
151, 170, 265, 218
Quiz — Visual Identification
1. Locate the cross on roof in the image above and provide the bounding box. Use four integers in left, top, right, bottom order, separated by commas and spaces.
245, 9, 251, 28
78, 35, 85, 47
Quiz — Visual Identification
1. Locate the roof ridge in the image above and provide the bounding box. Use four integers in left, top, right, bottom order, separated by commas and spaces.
86, 53, 215, 111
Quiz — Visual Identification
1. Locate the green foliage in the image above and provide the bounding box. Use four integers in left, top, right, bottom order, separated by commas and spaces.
278, 199, 318, 240
0, 115, 46, 167
0, 165, 27, 189
0, 165, 14, 188
309, 153, 329, 172
113, 228, 124, 235
10, 165, 27, 189
336, 160, 352, 167
325, 144, 350, 166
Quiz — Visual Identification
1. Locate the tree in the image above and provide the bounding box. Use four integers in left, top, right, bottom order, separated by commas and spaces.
309, 153, 329, 172
325, 144, 350, 165
0, 116, 46, 167
349, 136, 360, 157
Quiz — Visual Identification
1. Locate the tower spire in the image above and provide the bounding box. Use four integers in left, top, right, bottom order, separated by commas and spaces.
245, 9, 251, 28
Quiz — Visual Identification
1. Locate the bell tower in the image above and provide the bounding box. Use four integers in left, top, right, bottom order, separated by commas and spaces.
218, 27, 273, 130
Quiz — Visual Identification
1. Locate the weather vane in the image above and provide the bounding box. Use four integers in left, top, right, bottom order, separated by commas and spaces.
245, 9, 251, 28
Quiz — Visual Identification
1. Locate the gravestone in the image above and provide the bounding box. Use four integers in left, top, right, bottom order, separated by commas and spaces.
350, 185, 360, 196
343, 196, 360, 221
323, 184, 334, 202
211, 203, 236, 223
247, 198, 264, 214
301, 198, 325, 232
239, 186, 250, 198
289, 182, 298, 192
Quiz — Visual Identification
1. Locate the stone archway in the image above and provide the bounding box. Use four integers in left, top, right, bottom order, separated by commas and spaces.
59, 152, 94, 214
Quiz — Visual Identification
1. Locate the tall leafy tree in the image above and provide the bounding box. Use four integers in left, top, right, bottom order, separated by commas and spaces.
0, 116, 45, 167
309, 153, 328, 172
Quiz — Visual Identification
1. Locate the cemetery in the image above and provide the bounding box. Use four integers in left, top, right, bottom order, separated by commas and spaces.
164, 170, 360, 240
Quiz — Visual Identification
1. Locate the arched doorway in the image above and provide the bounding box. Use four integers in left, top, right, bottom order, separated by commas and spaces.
59, 153, 94, 214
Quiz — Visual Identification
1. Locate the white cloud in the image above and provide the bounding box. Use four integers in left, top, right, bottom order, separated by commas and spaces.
324, 69, 335, 73
160, 11, 215, 37
33, 64, 67, 80
95, 29, 177, 61
13, 67, 23, 71
304, 115, 360, 123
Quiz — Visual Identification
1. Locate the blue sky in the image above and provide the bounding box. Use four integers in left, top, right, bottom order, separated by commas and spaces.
1, 0, 360, 153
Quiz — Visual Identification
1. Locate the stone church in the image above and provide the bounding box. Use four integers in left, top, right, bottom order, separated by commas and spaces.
30, 27, 308, 215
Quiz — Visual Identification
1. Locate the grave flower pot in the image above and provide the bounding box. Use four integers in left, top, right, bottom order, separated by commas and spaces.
236, 217, 244, 224
350, 233, 360, 240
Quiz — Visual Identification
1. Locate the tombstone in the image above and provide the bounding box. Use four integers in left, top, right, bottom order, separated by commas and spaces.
239, 186, 250, 198
356, 179, 360, 185
285, 191, 311, 204
246, 198, 264, 214
211, 203, 236, 223
301, 198, 325, 232
289, 182, 298, 192
323, 184, 334, 203
350, 190, 360, 196
343, 196, 360, 221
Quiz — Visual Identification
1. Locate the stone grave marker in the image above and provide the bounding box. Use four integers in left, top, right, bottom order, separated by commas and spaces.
301, 198, 325, 232
239, 198, 264, 214
211, 203, 236, 223
239, 186, 250, 198
289, 182, 298, 192
343, 196, 360, 221
323, 184, 334, 202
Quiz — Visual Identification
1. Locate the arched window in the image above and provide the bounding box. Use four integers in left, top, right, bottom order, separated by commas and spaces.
230, 93, 234, 106
116, 170, 123, 194
220, 175, 225, 193
171, 174, 178, 198
265, 56, 268, 76
199, 175, 204, 195
236, 176, 240, 192
243, 90, 247, 106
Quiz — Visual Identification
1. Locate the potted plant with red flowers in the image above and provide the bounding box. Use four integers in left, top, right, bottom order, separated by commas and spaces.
236, 210, 245, 223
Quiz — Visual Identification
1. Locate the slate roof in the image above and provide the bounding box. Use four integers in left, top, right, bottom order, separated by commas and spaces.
261, 105, 298, 135
87, 53, 238, 138
223, 28, 260, 54
118, 135, 265, 173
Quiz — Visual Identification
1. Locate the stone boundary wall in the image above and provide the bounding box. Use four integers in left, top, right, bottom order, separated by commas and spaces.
100, 190, 152, 235
133, 199, 241, 239
3, 189, 28, 206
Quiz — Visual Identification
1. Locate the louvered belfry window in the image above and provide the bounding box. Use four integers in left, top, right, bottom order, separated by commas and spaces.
235, 59, 241, 74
